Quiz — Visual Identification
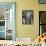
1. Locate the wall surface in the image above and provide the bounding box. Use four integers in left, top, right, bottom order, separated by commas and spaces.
0, 0, 46, 40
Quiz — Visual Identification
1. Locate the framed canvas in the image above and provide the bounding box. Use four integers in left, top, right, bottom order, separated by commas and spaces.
39, 0, 46, 4
0, 2, 16, 40
22, 10, 33, 24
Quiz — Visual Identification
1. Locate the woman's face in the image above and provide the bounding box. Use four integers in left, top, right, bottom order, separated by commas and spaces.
26, 12, 31, 17
26, 12, 32, 18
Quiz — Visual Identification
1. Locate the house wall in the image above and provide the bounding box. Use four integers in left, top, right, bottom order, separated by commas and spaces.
0, 0, 46, 40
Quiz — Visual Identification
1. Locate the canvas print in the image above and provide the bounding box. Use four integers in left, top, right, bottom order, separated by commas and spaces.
22, 10, 33, 24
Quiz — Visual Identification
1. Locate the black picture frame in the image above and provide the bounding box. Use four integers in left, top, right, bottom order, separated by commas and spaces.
22, 10, 33, 24
39, 0, 46, 4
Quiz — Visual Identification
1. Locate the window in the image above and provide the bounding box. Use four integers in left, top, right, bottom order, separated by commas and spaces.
39, 11, 46, 35
0, 2, 16, 40
39, 0, 46, 4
